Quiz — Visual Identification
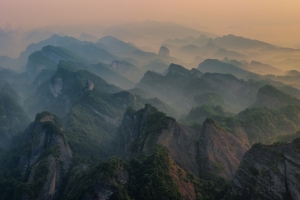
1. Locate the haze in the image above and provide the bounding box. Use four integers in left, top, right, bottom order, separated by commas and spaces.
1, 0, 300, 47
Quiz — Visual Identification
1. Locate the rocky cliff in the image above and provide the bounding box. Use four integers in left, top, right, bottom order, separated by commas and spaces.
17, 112, 72, 200
233, 141, 300, 200
119, 105, 247, 180
198, 119, 249, 179
63, 146, 205, 200
118, 104, 199, 176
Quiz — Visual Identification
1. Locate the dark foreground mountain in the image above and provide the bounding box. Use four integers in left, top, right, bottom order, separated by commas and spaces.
233, 140, 300, 199
0, 107, 236, 200
117, 105, 248, 180
0, 112, 72, 200
63, 146, 230, 200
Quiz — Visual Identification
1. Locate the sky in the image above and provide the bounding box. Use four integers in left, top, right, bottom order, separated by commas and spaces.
1, 0, 300, 47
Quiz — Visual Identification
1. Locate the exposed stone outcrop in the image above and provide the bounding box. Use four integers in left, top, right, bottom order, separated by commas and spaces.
18, 112, 72, 200
119, 104, 198, 176
119, 105, 247, 180
50, 77, 63, 97
83, 168, 129, 200
198, 119, 249, 179
85, 79, 94, 91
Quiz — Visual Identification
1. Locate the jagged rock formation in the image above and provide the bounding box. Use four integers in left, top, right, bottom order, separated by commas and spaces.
198, 119, 249, 179
119, 105, 247, 180
21, 112, 72, 200
85, 79, 94, 91
119, 104, 199, 176
63, 147, 204, 200
0, 112, 72, 200
50, 77, 63, 97
158, 46, 170, 56
233, 141, 300, 200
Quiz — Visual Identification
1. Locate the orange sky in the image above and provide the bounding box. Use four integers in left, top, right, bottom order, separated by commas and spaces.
1, 0, 300, 47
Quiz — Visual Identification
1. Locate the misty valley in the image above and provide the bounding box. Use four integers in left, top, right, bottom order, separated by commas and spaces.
1, 21, 300, 200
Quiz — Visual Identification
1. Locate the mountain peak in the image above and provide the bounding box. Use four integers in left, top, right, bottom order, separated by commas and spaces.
158, 46, 170, 56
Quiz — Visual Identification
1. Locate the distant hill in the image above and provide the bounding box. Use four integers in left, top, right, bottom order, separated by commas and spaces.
78, 32, 98, 42
98, 35, 138, 53
255, 84, 300, 109
212, 34, 274, 50
285, 70, 300, 76
89, 62, 136, 89
224, 59, 283, 76
198, 59, 262, 81
103, 20, 216, 41
26, 45, 87, 78
213, 48, 247, 60
142, 59, 169, 73
138, 63, 264, 113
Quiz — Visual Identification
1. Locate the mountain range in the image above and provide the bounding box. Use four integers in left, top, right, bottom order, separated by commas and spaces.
1, 21, 300, 200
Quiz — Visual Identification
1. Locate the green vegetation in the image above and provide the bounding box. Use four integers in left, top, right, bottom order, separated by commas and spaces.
63, 157, 129, 200
0, 111, 68, 200
237, 107, 298, 143
123, 104, 175, 154
64, 145, 232, 200
194, 93, 224, 106
18, 159, 50, 200
256, 85, 300, 109
214, 162, 225, 171
127, 146, 182, 200
184, 105, 228, 123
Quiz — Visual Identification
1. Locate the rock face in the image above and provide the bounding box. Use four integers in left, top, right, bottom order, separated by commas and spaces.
63, 147, 198, 200
233, 142, 300, 200
85, 79, 94, 91
82, 166, 129, 200
18, 112, 72, 200
50, 77, 63, 97
119, 105, 247, 179
119, 104, 199, 176
158, 46, 170, 56
198, 119, 249, 179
